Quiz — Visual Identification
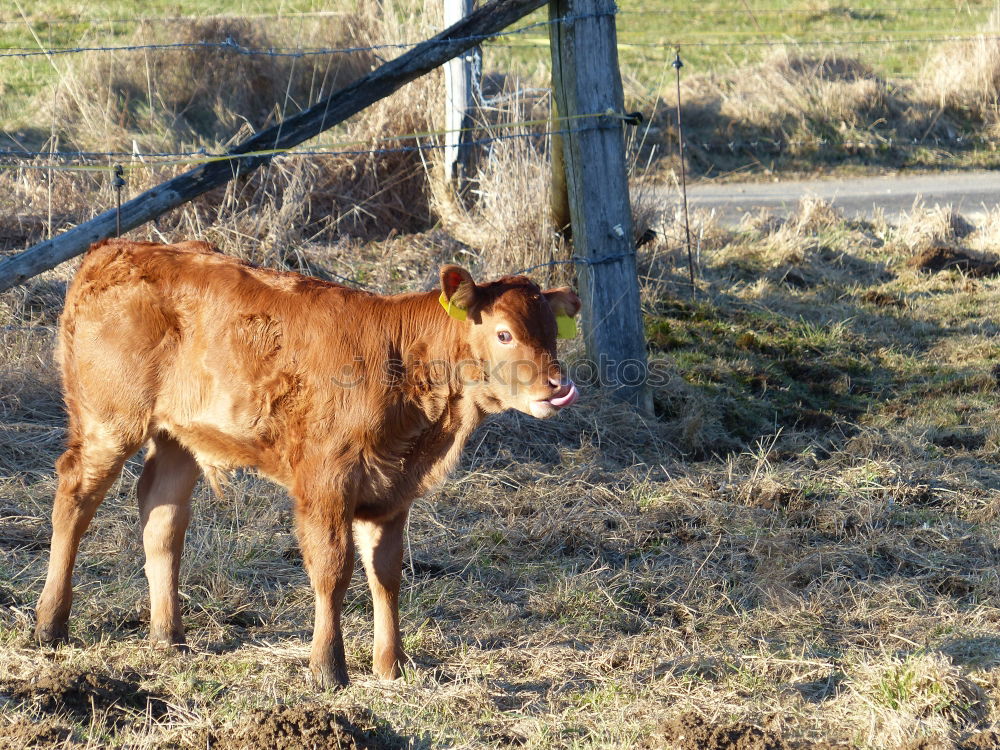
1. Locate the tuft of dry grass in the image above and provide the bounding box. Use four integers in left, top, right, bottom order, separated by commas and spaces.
8, 2, 441, 256
921, 10, 1000, 124
429, 104, 571, 284
627, 12, 1000, 181
39, 17, 374, 153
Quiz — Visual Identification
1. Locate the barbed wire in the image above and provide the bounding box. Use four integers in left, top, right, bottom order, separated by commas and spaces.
620, 6, 983, 15
0, 11, 612, 59
672, 133, 991, 155
613, 26, 997, 38
5, 32, 988, 60
7, 11, 996, 58
0, 112, 600, 163
0, 131, 557, 172
399, 31, 1000, 52
617, 33, 1000, 49
0, 111, 636, 171
9, 30, 997, 56
0, 6, 984, 27
0, 11, 353, 26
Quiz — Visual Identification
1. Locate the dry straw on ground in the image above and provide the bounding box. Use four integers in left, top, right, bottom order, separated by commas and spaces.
4, 196, 1000, 748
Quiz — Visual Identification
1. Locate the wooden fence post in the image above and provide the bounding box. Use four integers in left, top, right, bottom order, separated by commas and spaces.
549, 0, 651, 412
443, 0, 479, 189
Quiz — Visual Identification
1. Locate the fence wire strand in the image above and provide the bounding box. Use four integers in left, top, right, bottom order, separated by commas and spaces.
0, 6, 983, 26
0, 11, 613, 59
0, 111, 635, 171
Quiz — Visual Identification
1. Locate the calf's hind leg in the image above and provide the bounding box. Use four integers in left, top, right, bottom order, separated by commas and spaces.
137, 435, 199, 648
35, 437, 137, 644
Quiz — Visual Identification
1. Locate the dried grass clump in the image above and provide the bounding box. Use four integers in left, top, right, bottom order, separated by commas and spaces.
921, 11, 1000, 122
846, 651, 989, 744
889, 202, 976, 254
42, 17, 376, 152
29, 3, 439, 247
671, 49, 928, 157
964, 205, 1000, 253
431, 84, 661, 287
726, 52, 887, 132
0, 166, 106, 254
790, 196, 843, 234
703, 199, 850, 292
293, 73, 439, 240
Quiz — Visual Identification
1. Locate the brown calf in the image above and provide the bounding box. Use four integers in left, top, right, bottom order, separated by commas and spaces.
34, 239, 580, 688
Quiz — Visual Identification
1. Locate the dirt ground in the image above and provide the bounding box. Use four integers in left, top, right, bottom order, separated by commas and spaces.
653, 713, 809, 750
0, 665, 408, 749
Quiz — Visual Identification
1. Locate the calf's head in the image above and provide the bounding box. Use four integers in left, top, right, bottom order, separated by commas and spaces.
439, 265, 581, 418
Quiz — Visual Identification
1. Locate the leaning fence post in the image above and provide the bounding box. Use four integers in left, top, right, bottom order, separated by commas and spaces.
548, 0, 651, 413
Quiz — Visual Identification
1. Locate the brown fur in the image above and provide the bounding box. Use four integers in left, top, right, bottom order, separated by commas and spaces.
34, 239, 581, 689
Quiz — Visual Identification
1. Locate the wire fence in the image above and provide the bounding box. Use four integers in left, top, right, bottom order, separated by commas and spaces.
0, 12, 613, 58
1, 2, 997, 296
0, 117, 615, 172
2, 3, 996, 165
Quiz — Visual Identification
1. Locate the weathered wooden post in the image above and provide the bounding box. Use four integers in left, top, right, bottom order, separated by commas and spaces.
443, 0, 479, 189
550, 101, 571, 236
548, 0, 651, 412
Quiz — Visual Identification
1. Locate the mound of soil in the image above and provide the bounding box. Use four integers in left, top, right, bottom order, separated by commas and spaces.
3, 666, 168, 728
960, 730, 1000, 750
652, 713, 846, 750
907, 246, 999, 277
0, 721, 76, 749
860, 289, 905, 308
210, 704, 408, 750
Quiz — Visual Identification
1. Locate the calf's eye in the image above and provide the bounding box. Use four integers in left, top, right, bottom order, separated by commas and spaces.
497, 330, 513, 344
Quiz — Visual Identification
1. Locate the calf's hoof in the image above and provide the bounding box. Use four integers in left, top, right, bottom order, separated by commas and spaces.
34, 621, 69, 647
373, 649, 407, 681
150, 627, 188, 653
310, 661, 349, 691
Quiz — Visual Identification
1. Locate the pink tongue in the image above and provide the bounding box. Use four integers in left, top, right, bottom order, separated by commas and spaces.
548, 381, 578, 408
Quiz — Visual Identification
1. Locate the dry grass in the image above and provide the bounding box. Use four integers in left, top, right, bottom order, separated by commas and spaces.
8, 2, 441, 254
38, 17, 374, 153
921, 10, 1000, 125
429, 89, 576, 287
628, 8, 1000, 180
4, 199, 1000, 748
635, 48, 951, 179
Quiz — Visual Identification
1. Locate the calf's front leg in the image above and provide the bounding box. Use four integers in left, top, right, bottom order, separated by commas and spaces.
294, 494, 354, 689
355, 510, 408, 679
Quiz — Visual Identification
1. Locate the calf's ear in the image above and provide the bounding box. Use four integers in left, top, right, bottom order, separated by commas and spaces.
543, 287, 581, 317
439, 265, 479, 321
543, 287, 582, 339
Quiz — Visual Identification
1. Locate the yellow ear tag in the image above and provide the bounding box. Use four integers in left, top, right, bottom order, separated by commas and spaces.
439, 291, 468, 321
556, 314, 577, 339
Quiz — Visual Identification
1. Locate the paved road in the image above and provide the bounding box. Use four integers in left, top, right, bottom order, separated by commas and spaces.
670, 170, 1000, 224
